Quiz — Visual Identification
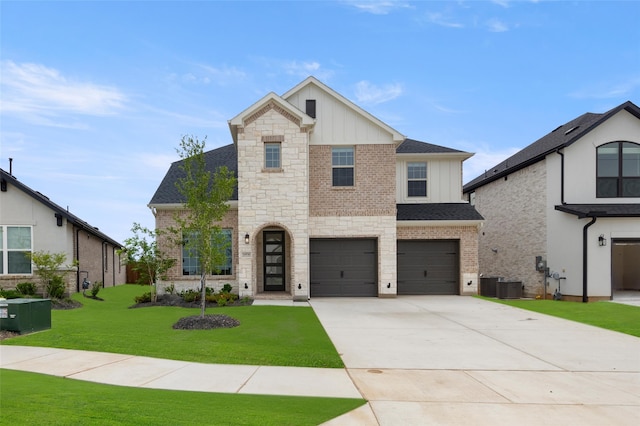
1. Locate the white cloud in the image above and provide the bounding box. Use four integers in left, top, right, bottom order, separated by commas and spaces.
354, 80, 403, 105
424, 12, 464, 29
461, 145, 521, 184
0, 61, 127, 122
491, 0, 511, 8
343, 0, 412, 15
486, 18, 509, 32
569, 76, 640, 100
283, 60, 335, 81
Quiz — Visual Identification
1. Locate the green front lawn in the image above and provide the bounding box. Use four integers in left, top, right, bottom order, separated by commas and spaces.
484, 297, 640, 337
1, 285, 344, 368
0, 369, 365, 425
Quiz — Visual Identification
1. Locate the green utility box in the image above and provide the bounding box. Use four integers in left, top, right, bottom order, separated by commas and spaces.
0, 298, 52, 334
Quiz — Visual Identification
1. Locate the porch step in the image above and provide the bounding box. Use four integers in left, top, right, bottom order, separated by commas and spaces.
253, 292, 293, 300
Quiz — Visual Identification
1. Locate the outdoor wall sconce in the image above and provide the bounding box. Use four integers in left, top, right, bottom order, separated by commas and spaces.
387, 283, 391, 288
244, 283, 248, 289
244, 233, 250, 244
598, 234, 607, 247
298, 283, 302, 289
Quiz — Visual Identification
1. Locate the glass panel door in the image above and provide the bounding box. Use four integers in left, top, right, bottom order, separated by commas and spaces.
263, 231, 285, 291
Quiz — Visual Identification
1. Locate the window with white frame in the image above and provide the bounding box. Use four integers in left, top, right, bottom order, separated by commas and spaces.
0, 226, 32, 274
265, 142, 281, 169
182, 229, 232, 276
332, 146, 354, 186
407, 162, 427, 197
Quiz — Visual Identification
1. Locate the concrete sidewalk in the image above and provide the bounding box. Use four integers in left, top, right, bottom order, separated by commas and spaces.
0, 345, 361, 399
312, 296, 640, 426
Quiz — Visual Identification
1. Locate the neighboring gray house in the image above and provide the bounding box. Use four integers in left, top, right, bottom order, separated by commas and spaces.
464, 101, 640, 302
0, 168, 126, 294
150, 77, 483, 300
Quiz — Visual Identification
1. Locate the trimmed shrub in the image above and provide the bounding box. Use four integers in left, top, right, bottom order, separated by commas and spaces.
16, 282, 37, 296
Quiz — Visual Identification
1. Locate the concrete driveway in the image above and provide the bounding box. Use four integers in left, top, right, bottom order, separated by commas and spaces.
311, 296, 640, 426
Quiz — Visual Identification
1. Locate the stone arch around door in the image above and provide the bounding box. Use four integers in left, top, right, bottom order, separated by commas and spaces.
254, 223, 295, 295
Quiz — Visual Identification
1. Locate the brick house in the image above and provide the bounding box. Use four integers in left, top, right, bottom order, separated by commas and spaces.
150, 77, 482, 299
0, 168, 126, 294
463, 101, 640, 302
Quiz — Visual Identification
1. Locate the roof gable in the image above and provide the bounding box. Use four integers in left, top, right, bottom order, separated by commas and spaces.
464, 101, 640, 192
283, 76, 406, 144
0, 169, 122, 246
228, 92, 315, 144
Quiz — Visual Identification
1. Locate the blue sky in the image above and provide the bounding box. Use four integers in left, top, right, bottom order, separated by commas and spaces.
1, 1, 639, 244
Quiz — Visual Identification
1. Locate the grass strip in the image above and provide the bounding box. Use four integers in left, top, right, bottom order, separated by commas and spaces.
0, 369, 365, 425
1, 285, 344, 368
482, 297, 640, 337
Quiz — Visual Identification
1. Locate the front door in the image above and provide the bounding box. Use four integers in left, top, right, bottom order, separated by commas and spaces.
264, 231, 285, 291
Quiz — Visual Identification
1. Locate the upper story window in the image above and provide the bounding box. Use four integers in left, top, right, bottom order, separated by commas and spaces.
0, 226, 32, 274
182, 229, 233, 276
407, 162, 427, 197
332, 146, 354, 187
265, 143, 281, 169
597, 141, 640, 197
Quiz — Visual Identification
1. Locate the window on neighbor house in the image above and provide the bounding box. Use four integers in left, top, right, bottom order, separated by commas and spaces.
332, 146, 354, 186
182, 229, 232, 276
0, 226, 32, 274
265, 142, 281, 169
407, 162, 427, 197
597, 141, 640, 197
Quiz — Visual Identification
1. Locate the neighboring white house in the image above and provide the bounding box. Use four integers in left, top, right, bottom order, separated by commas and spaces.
150, 76, 483, 299
0, 167, 126, 294
464, 101, 640, 302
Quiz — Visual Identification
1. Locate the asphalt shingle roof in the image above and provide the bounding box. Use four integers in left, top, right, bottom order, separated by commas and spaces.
397, 203, 484, 221
555, 204, 640, 218
149, 143, 238, 205
397, 138, 466, 154
463, 101, 640, 192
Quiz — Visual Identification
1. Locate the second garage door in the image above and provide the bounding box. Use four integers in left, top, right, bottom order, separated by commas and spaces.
310, 239, 377, 297
397, 240, 459, 295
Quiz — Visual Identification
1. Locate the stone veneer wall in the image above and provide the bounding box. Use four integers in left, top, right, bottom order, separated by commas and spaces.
236, 107, 310, 299
309, 144, 397, 217
397, 225, 480, 295
472, 160, 547, 297
154, 208, 239, 293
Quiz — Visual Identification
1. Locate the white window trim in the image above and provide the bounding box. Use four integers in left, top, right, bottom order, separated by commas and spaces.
332, 146, 355, 187
0, 225, 33, 275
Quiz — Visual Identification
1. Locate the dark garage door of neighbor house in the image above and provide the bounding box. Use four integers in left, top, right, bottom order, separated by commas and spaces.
397, 240, 459, 295
310, 239, 378, 297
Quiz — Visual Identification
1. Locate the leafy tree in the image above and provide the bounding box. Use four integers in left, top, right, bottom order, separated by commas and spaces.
117, 223, 176, 302
28, 251, 77, 299
169, 135, 236, 318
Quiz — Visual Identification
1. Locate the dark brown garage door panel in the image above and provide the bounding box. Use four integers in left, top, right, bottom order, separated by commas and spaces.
310, 239, 377, 297
397, 240, 459, 295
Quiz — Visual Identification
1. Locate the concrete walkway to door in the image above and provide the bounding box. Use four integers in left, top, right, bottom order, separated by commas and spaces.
312, 296, 640, 426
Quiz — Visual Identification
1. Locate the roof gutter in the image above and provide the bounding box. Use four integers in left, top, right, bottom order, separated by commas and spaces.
556, 149, 566, 205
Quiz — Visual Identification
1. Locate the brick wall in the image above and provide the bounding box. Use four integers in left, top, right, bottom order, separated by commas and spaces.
472, 160, 547, 297
155, 208, 239, 293
309, 144, 396, 217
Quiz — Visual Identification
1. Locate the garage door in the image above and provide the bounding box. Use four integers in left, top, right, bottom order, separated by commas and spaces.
310, 239, 377, 297
397, 240, 459, 295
